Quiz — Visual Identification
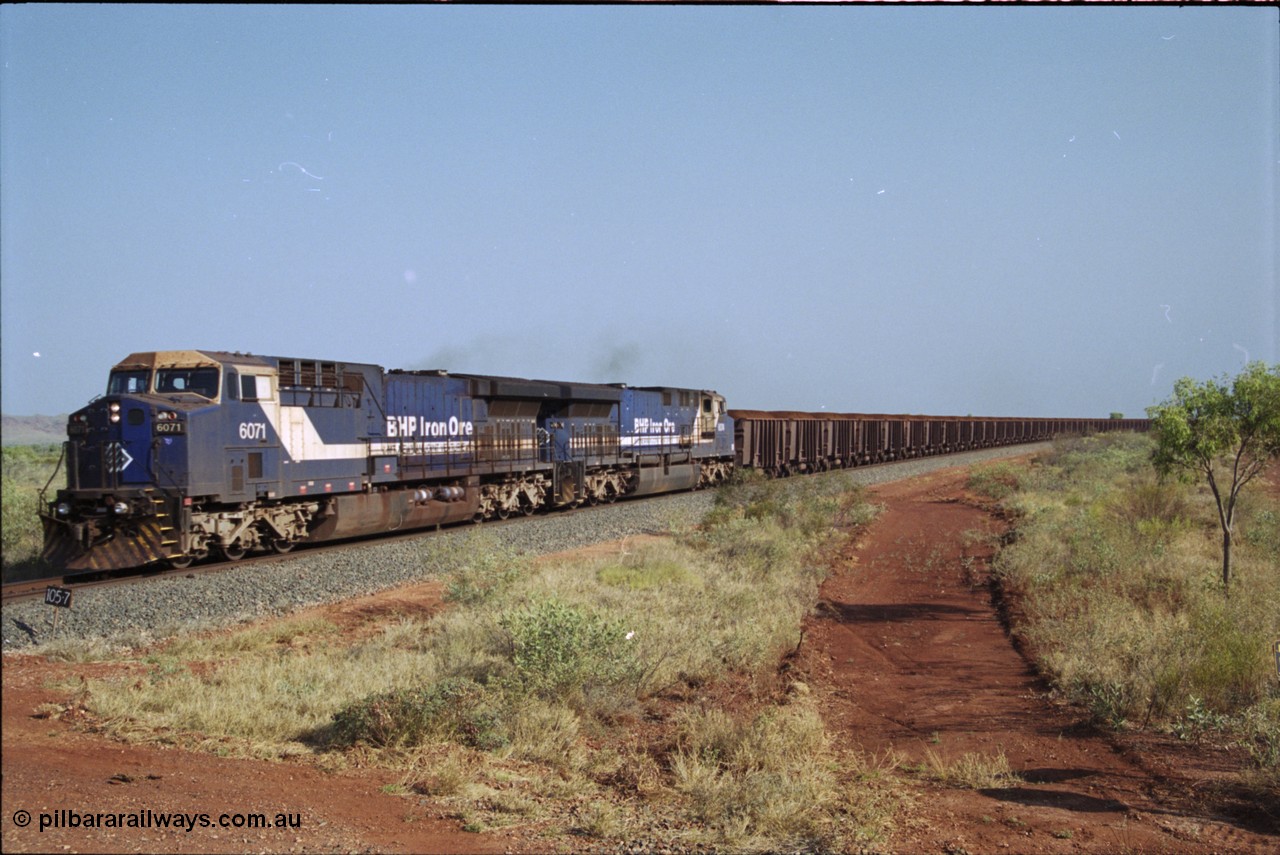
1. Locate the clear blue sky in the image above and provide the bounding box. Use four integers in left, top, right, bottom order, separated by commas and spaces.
2, 5, 1276, 418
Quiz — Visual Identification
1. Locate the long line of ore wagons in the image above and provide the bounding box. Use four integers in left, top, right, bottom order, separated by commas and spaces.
729, 410, 1149, 476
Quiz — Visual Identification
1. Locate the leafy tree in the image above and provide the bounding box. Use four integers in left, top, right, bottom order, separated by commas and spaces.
1146, 361, 1280, 593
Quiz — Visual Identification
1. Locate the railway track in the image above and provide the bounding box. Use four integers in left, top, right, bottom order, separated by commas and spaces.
0, 489, 669, 607
2, 443, 1057, 651
1, 553, 289, 607
3, 570, 237, 608
3, 444, 1052, 609
1, 578, 70, 605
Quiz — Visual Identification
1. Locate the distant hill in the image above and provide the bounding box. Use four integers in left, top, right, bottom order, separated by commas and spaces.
2, 415, 67, 446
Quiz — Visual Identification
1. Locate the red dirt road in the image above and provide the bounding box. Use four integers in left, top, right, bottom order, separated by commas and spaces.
799, 466, 1276, 853
2, 463, 1276, 853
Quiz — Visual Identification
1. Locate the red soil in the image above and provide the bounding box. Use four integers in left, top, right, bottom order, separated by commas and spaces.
3, 464, 1275, 853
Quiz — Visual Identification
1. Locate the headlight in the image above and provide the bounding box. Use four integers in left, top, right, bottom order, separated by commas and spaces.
112, 501, 130, 515
56, 502, 72, 517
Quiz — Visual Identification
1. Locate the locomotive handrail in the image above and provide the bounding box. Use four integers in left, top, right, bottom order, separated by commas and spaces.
148, 438, 187, 493
38, 442, 67, 508
356, 372, 388, 427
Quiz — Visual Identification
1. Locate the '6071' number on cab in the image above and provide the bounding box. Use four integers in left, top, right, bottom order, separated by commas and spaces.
238, 422, 268, 441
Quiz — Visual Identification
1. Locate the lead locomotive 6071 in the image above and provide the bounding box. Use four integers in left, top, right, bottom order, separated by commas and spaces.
40, 350, 734, 572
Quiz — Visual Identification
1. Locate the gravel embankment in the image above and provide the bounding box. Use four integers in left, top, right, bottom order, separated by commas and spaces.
2, 444, 1049, 652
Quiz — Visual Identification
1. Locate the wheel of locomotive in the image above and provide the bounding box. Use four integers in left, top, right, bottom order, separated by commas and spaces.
167, 554, 194, 569
586, 492, 599, 506
221, 541, 247, 561
496, 505, 511, 520
272, 538, 295, 554
521, 499, 536, 516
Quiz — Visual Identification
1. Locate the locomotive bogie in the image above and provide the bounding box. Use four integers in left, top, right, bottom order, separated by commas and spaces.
697, 459, 733, 488
477, 474, 550, 521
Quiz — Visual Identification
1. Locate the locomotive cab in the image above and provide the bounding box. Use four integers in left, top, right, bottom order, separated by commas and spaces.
41, 350, 320, 571
699, 391, 733, 457
41, 351, 228, 571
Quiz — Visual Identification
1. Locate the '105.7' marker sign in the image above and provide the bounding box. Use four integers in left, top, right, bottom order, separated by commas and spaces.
44, 585, 73, 635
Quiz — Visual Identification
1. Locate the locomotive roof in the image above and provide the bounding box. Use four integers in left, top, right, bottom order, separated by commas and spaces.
110, 353, 721, 401
448, 372, 623, 402
630, 385, 724, 396
112, 350, 273, 370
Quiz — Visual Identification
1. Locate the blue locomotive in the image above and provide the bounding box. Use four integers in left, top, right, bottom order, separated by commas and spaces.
40, 350, 735, 572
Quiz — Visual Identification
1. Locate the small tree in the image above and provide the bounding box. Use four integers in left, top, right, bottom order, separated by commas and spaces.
1146, 361, 1280, 593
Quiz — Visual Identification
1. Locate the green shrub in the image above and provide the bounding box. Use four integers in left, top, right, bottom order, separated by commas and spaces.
2, 474, 43, 564
1239, 699, 1280, 787
1185, 601, 1273, 711
1238, 507, 1280, 555
2, 445, 62, 574
967, 462, 1023, 500
442, 534, 528, 605
1111, 476, 1192, 532
331, 676, 508, 749
499, 598, 642, 703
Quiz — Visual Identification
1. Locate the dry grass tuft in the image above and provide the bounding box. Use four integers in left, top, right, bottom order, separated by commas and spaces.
922, 748, 1018, 789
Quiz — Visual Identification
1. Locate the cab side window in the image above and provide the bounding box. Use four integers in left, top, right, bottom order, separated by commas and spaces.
240, 375, 273, 403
